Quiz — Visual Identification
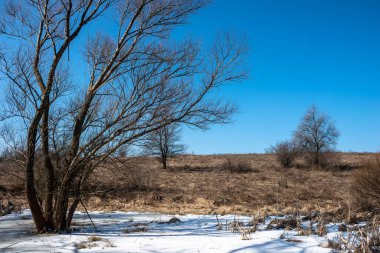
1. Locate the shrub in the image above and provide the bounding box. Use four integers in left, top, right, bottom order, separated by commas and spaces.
221, 158, 253, 173
267, 141, 298, 168
123, 166, 156, 191
350, 157, 380, 213
88, 163, 157, 195
301, 151, 341, 170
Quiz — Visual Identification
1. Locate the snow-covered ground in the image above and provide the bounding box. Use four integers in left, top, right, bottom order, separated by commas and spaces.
0, 210, 336, 252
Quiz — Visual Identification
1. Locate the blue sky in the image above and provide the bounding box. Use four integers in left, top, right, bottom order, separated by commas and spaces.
1, 0, 379, 154
174, 0, 380, 154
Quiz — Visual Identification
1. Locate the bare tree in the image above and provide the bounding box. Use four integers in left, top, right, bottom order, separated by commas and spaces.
141, 124, 186, 169
293, 106, 339, 166
0, 0, 247, 232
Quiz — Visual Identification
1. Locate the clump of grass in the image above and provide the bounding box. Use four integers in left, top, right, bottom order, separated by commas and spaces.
88, 235, 103, 242
74, 235, 115, 250
123, 224, 148, 233
75, 241, 97, 249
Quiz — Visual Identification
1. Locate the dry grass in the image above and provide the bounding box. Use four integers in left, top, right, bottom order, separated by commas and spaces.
74, 235, 115, 249
328, 217, 380, 252
0, 152, 377, 218
123, 223, 149, 233
350, 156, 380, 213
80, 153, 375, 217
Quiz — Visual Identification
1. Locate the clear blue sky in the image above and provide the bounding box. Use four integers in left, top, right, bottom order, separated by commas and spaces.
175, 0, 380, 154
1, 0, 379, 154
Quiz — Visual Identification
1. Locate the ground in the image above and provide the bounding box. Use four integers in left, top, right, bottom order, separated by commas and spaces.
0, 210, 338, 252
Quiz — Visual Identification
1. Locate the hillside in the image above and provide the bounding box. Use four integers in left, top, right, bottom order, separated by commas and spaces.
2, 152, 374, 217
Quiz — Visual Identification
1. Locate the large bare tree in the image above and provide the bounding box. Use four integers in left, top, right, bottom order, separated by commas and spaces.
293, 106, 339, 166
0, 0, 247, 232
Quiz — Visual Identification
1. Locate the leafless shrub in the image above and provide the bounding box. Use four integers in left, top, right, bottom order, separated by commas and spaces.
267, 216, 299, 230
350, 157, 380, 213
124, 166, 157, 192
267, 141, 299, 168
221, 158, 253, 173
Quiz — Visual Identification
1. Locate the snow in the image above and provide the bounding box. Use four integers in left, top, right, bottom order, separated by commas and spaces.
0, 210, 335, 252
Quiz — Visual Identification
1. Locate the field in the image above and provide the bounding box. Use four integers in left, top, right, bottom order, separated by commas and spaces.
1, 152, 375, 217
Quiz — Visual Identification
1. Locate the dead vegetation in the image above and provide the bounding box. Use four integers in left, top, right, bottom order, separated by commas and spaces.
123, 224, 149, 234
74, 235, 115, 250
327, 217, 380, 252
350, 156, 380, 213
0, 153, 377, 219
221, 158, 255, 173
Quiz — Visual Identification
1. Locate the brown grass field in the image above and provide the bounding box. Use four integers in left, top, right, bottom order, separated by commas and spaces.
0, 152, 377, 219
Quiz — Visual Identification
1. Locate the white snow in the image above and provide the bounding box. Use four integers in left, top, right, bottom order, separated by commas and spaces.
0, 210, 335, 252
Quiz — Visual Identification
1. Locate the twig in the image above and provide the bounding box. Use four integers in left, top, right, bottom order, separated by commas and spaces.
80, 199, 96, 232
0, 241, 20, 250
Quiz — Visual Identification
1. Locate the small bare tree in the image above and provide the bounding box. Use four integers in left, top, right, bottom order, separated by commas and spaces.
141, 124, 186, 169
0, 0, 247, 232
293, 106, 339, 167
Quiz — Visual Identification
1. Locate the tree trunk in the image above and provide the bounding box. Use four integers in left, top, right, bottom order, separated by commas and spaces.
162, 155, 167, 169
314, 150, 320, 167
67, 198, 81, 228
26, 122, 47, 232
41, 109, 55, 229
54, 178, 71, 231
67, 175, 83, 228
